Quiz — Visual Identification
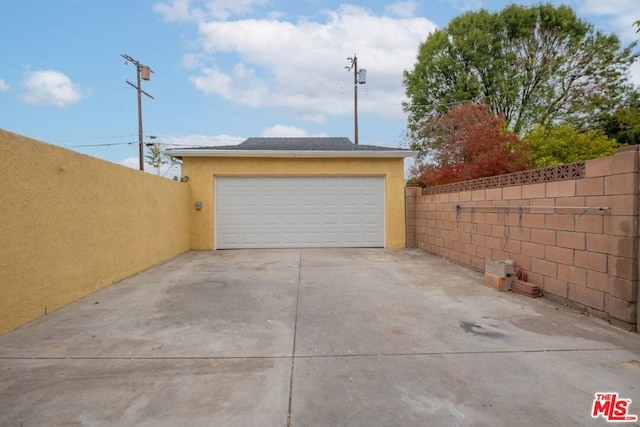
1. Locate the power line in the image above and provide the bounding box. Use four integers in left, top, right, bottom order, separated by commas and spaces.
46, 134, 137, 142
69, 141, 136, 148
69, 139, 245, 149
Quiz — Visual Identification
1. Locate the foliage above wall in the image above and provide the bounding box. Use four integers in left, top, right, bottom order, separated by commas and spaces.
526, 124, 619, 168
407, 103, 530, 186
403, 3, 639, 140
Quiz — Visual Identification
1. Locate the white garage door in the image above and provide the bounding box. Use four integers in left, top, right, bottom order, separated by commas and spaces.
215, 176, 385, 249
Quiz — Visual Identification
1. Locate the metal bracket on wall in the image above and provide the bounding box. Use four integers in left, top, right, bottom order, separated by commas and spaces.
455, 205, 610, 213
455, 204, 611, 232
455, 205, 610, 223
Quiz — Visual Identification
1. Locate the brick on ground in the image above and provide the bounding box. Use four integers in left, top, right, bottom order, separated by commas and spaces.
511, 279, 541, 298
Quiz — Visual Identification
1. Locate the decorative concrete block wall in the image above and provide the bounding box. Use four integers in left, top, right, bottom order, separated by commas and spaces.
406, 148, 639, 331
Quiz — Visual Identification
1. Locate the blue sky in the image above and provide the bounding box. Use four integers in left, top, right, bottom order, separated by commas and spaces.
1, 0, 639, 175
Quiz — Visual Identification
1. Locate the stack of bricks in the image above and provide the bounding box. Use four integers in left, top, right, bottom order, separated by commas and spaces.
483, 259, 541, 297
511, 279, 541, 298
509, 266, 540, 298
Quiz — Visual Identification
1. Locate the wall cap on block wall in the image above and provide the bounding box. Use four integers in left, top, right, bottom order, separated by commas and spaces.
616, 145, 639, 153
422, 162, 585, 195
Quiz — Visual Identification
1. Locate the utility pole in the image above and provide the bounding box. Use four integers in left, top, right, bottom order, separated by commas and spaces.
121, 54, 154, 171
345, 54, 367, 145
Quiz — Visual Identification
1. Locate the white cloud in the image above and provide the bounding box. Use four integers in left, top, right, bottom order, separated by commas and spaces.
385, 1, 419, 18
154, 0, 201, 22
190, 65, 234, 98
579, 0, 640, 42
629, 61, 640, 87
579, 0, 631, 15
576, 0, 640, 85
21, 70, 83, 107
119, 157, 141, 169
158, 133, 244, 147
205, 0, 269, 20
179, 4, 435, 121
182, 53, 203, 69
118, 156, 182, 179
261, 124, 327, 137
0, 79, 9, 91
438, 0, 483, 12
154, 0, 269, 22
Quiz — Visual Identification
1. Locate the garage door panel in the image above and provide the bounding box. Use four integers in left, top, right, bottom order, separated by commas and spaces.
323, 213, 340, 224
282, 214, 300, 225
323, 195, 340, 206
240, 213, 258, 225
343, 214, 360, 225
219, 232, 239, 246
215, 176, 384, 249
283, 232, 301, 244
302, 232, 321, 243
343, 232, 361, 243
263, 196, 278, 206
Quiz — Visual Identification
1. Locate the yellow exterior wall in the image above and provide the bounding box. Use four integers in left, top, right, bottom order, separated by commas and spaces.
182, 156, 407, 250
0, 129, 191, 335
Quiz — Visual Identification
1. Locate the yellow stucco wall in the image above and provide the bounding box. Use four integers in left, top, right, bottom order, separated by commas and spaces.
0, 129, 191, 335
182, 156, 407, 249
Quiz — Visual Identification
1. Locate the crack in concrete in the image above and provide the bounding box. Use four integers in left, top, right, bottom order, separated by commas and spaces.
286, 249, 303, 427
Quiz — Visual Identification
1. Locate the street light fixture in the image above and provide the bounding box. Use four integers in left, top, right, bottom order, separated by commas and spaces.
346, 53, 367, 145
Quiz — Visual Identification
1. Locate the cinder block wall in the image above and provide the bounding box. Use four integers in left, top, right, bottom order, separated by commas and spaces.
406, 148, 639, 331
405, 187, 420, 248
0, 130, 192, 335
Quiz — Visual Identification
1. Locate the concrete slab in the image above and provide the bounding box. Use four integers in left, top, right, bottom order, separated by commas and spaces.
0, 250, 300, 358
291, 350, 640, 427
296, 249, 634, 355
1, 248, 640, 426
1, 358, 290, 426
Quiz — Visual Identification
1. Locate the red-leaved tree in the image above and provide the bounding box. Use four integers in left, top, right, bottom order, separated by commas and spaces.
408, 103, 529, 186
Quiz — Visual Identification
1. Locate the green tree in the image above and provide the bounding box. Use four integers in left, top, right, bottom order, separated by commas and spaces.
600, 96, 640, 145
526, 124, 618, 168
145, 143, 168, 175
403, 3, 638, 142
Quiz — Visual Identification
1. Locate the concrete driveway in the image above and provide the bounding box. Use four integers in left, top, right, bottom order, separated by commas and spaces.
1, 248, 639, 426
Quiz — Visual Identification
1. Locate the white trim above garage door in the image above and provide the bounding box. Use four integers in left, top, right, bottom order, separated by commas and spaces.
215, 176, 385, 249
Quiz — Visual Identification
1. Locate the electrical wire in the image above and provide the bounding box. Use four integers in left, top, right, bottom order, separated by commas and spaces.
69, 138, 245, 149
47, 134, 136, 142
69, 142, 136, 148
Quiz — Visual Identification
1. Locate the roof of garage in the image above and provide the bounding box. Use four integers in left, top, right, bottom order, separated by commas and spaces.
165, 137, 416, 158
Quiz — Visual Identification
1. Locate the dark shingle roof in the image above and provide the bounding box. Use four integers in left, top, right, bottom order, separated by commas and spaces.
191, 137, 408, 151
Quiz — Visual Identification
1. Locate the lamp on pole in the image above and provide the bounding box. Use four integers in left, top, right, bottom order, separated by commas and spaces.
121, 54, 154, 171
346, 53, 367, 145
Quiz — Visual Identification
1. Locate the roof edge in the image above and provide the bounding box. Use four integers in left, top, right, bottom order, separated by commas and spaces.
165, 149, 417, 159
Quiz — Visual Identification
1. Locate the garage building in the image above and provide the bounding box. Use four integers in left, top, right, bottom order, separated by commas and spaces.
167, 137, 415, 249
